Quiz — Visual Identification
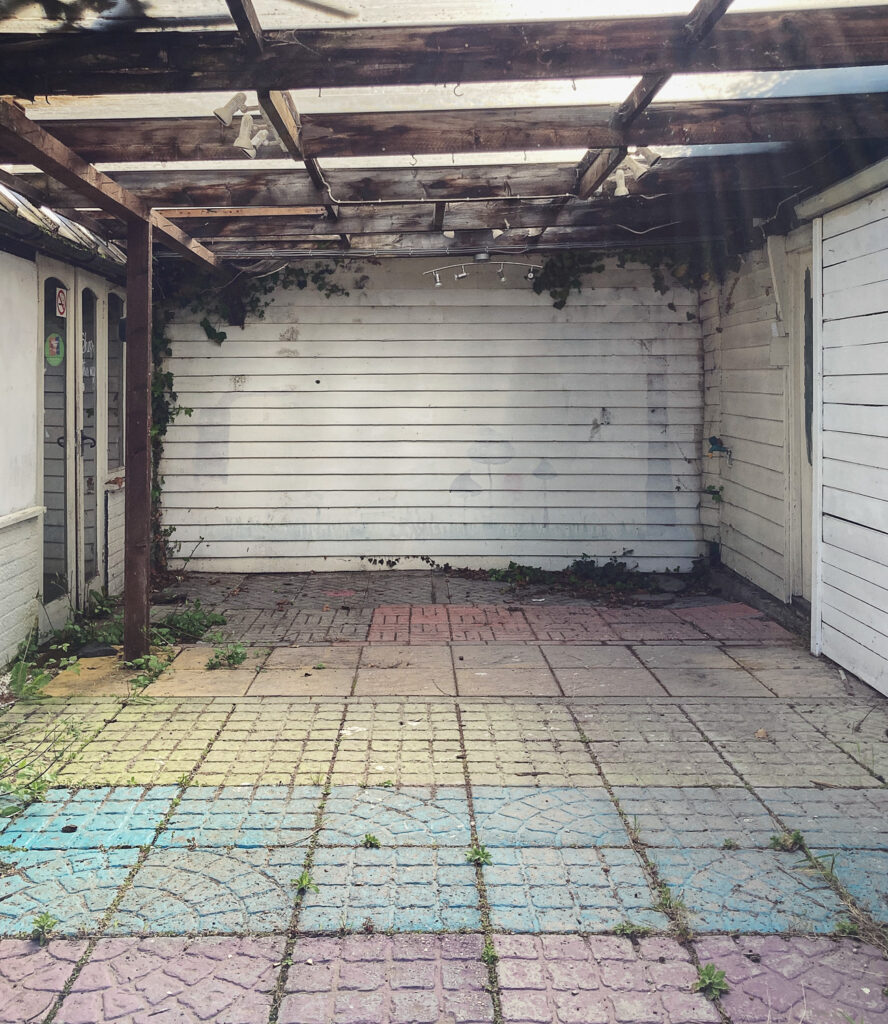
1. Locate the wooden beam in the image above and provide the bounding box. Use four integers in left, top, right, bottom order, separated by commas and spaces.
3, 7, 888, 96
432, 202, 446, 232
0, 99, 219, 268
123, 217, 153, 661
224, 0, 264, 58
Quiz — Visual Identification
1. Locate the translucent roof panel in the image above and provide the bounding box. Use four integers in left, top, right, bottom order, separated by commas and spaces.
659, 65, 888, 102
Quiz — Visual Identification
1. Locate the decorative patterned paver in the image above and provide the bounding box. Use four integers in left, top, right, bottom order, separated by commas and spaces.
762, 787, 888, 849
820, 849, 888, 924
524, 608, 620, 643
674, 603, 795, 641
553, 668, 666, 697
319, 786, 471, 846
0, 848, 139, 936
157, 785, 322, 847
496, 935, 720, 1024
460, 703, 580, 743
55, 936, 284, 1024
109, 847, 304, 934
484, 847, 667, 932
648, 848, 846, 933
541, 646, 640, 669
693, 935, 888, 1024
686, 702, 882, 787
0, 786, 176, 850
453, 644, 548, 668
464, 737, 602, 787
613, 786, 777, 848
279, 934, 495, 1024
473, 787, 629, 847
299, 847, 481, 931
794, 701, 888, 782
0, 939, 86, 1024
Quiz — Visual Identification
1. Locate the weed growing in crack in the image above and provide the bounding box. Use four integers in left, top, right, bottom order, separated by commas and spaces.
481, 937, 498, 967
30, 912, 59, 946
614, 922, 651, 939
770, 830, 805, 852
465, 845, 492, 866
206, 643, 247, 670
291, 871, 319, 895
721, 838, 739, 850
693, 963, 729, 1000
362, 833, 381, 848
835, 919, 860, 937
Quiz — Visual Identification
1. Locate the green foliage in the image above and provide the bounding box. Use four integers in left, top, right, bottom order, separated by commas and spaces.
770, 830, 805, 852
465, 844, 493, 866
531, 251, 606, 310
0, 721, 78, 817
693, 963, 729, 1001
30, 912, 59, 947
704, 485, 725, 504
206, 643, 247, 670
481, 937, 499, 967
362, 833, 381, 848
487, 551, 639, 592
835, 919, 860, 937
721, 838, 739, 850
151, 601, 226, 645
613, 922, 651, 938
122, 652, 171, 702
291, 870, 319, 895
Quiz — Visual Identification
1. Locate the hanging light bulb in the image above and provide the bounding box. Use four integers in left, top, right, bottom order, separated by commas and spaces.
233, 113, 255, 155
433, 271, 442, 288
454, 265, 468, 281
525, 268, 535, 281
614, 169, 629, 197
498, 263, 507, 284
213, 92, 247, 126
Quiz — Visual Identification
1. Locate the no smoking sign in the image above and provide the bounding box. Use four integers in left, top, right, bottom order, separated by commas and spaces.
55, 287, 67, 318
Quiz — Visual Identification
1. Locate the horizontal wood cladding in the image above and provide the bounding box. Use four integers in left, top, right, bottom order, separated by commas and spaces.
160, 258, 705, 572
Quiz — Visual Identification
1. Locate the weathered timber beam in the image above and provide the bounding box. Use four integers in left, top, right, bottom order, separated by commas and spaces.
224, 0, 264, 58
0, 99, 219, 268
33, 95, 888, 163
2, 7, 888, 95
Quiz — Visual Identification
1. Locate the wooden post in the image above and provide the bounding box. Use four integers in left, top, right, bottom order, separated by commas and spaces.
123, 218, 153, 660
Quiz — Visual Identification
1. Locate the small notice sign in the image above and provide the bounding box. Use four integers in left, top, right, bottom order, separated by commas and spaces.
55, 287, 67, 318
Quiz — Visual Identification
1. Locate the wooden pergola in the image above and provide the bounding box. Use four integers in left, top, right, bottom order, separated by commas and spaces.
1, 0, 887, 656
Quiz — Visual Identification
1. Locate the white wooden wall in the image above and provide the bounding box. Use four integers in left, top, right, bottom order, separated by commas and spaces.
815, 188, 888, 695
161, 258, 705, 573
700, 248, 790, 598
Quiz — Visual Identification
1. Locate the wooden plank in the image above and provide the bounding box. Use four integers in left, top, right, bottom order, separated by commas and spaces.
824, 403, 888, 437
224, 0, 264, 59
123, 219, 152, 661
823, 486, 888, 535
821, 622, 888, 695
5, 6, 885, 96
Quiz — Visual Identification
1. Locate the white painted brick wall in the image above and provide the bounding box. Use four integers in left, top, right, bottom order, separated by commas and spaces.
0, 516, 41, 666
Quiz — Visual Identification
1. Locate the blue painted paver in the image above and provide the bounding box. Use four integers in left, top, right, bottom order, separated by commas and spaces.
484, 847, 668, 933
0, 787, 177, 850
0, 848, 139, 936
300, 847, 481, 932
108, 847, 307, 934
613, 786, 776, 848
649, 848, 846, 933
763, 789, 888, 849
473, 787, 630, 848
815, 849, 888, 924
318, 786, 471, 846
156, 785, 323, 848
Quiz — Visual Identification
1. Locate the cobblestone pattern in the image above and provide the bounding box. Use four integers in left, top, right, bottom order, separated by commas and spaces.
473, 787, 630, 847
460, 703, 580, 743
0, 786, 176, 850
157, 786, 323, 848
648, 848, 846, 933
109, 847, 305, 934
55, 936, 284, 1024
496, 935, 720, 1024
279, 934, 495, 1024
693, 935, 888, 1024
0, 848, 139, 936
319, 786, 471, 846
483, 847, 668, 933
794, 701, 888, 782
464, 736, 602, 787
763, 788, 888, 849
673, 603, 795, 641
820, 850, 888, 924
614, 786, 777, 848
0, 939, 85, 1024
300, 848, 481, 932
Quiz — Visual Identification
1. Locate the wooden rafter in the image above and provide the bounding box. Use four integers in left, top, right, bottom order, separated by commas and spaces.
2, 7, 887, 96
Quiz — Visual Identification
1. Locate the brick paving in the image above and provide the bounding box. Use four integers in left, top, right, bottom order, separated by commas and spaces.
2, 569, 888, 1023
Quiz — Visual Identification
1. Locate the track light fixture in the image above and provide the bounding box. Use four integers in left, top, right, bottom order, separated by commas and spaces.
453, 265, 468, 281
433, 271, 442, 287
614, 169, 629, 197
422, 261, 541, 288
498, 263, 507, 283
213, 93, 247, 127
233, 113, 255, 153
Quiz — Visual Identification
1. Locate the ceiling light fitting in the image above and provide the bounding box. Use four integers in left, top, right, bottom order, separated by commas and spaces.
422, 260, 541, 288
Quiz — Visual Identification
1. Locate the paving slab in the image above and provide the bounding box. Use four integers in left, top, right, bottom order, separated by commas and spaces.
633, 645, 740, 669
459, 703, 580, 743
0, 938, 85, 1024
817, 849, 888, 924
248, 668, 355, 696
473, 787, 629, 847
552, 668, 666, 697
484, 847, 668, 933
761, 787, 888, 849
167, 646, 269, 671
686, 703, 883, 787
43, 655, 133, 698
453, 644, 548, 668
265, 645, 363, 669
613, 786, 777, 848
109, 847, 304, 934
354, 668, 456, 696
0, 848, 139, 936
674, 604, 796, 641
156, 785, 323, 847
648, 848, 846, 933
148, 669, 257, 697
457, 668, 561, 697
318, 786, 471, 846
496, 934, 720, 1024
693, 935, 888, 1024
652, 667, 773, 697
360, 646, 454, 669
541, 646, 641, 670
0, 785, 176, 850
794, 701, 888, 782
463, 737, 602, 787
279, 933, 495, 1024
299, 847, 481, 931
55, 935, 284, 1024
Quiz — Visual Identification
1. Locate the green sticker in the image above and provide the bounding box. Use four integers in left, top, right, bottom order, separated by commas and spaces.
45, 332, 65, 366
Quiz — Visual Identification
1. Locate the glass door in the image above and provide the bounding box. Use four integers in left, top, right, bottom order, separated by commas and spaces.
77, 284, 101, 598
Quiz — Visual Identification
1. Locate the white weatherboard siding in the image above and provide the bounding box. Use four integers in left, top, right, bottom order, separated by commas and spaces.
817, 187, 888, 696
701, 248, 789, 599
161, 259, 705, 573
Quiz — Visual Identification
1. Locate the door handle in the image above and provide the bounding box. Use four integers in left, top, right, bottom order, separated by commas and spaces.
80, 433, 97, 450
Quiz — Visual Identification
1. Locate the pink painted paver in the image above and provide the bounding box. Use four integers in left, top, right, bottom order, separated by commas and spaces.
496, 935, 720, 1024
694, 935, 888, 1024
55, 936, 284, 1024
278, 934, 494, 1024
0, 939, 85, 1024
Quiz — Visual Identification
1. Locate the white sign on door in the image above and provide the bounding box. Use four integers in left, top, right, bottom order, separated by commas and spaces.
56, 287, 67, 318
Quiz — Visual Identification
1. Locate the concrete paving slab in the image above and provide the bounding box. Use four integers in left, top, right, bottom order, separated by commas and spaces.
693, 935, 888, 1024
473, 787, 630, 847
354, 668, 456, 696
279, 934, 495, 1024
195, 737, 336, 787
453, 644, 548, 668
484, 847, 668, 933
55, 935, 284, 1024
0, 939, 85, 1024
332, 738, 464, 787
109, 847, 304, 934
746, 668, 853, 698
221, 700, 344, 741
266, 645, 362, 669
464, 737, 602, 787
148, 669, 256, 697
541, 645, 640, 669
652, 668, 773, 697
43, 655, 133, 698
157, 785, 323, 848
167, 646, 265, 671
460, 702, 580, 743
762, 788, 888, 849
816, 849, 888, 924
299, 847, 481, 932
613, 786, 777, 848
0, 848, 139, 936
318, 786, 471, 846
359, 646, 453, 669
457, 668, 560, 697
633, 646, 740, 669
0, 785, 176, 850
794, 701, 888, 782
649, 848, 846, 932
248, 669, 355, 696
553, 668, 666, 697
496, 935, 719, 1024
